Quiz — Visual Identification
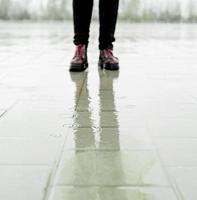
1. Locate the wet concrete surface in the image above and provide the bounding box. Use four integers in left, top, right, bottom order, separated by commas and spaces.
0, 21, 197, 200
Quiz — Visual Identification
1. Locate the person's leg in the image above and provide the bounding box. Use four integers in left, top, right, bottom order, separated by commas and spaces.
70, 0, 94, 72
98, 0, 120, 70
73, 0, 94, 45
99, 0, 119, 50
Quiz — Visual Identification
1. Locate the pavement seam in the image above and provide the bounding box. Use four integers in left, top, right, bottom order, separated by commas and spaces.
146, 121, 184, 200
52, 184, 171, 188
42, 72, 88, 200
0, 100, 20, 120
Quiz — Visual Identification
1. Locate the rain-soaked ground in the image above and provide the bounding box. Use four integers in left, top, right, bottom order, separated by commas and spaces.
0, 21, 197, 200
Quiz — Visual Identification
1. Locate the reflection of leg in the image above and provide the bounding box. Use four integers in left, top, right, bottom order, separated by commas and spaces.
98, 70, 128, 188
98, 70, 120, 149
75, 79, 96, 149
67, 72, 97, 186
70, 72, 96, 149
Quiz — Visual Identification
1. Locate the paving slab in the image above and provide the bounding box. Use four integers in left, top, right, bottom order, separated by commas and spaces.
49, 186, 177, 200
1, 22, 197, 200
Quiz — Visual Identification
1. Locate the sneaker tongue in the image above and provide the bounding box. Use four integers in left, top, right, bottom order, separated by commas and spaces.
75, 45, 84, 58
106, 49, 113, 57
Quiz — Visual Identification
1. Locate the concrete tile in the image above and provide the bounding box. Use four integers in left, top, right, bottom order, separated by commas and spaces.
77, 98, 136, 111
148, 118, 197, 138
155, 138, 197, 166
0, 137, 63, 165
71, 111, 119, 128
64, 127, 154, 150
71, 110, 144, 128
80, 90, 136, 104
0, 166, 51, 200
146, 103, 197, 118
0, 97, 18, 111
0, 104, 69, 137
49, 186, 177, 200
55, 151, 168, 186
169, 167, 197, 200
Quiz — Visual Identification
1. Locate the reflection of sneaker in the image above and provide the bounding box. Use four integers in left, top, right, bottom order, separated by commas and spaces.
70, 44, 88, 72
69, 70, 87, 84
98, 48, 119, 71
98, 68, 119, 80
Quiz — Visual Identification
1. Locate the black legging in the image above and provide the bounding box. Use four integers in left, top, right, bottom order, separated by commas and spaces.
73, 0, 119, 50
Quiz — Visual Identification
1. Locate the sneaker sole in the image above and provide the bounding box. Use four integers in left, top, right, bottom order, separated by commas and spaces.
98, 62, 119, 71
69, 63, 88, 72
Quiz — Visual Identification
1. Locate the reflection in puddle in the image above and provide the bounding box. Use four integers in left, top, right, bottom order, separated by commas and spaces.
69, 70, 121, 150
51, 71, 169, 199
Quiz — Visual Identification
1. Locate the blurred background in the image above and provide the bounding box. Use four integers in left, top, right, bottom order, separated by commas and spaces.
0, 0, 197, 22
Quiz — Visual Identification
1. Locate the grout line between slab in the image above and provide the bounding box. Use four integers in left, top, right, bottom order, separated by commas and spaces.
0, 163, 52, 167
43, 72, 88, 200
53, 184, 171, 188
146, 121, 184, 200
0, 100, 20, 120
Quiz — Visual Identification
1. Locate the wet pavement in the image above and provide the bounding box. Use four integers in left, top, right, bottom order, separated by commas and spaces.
0, 21, 197, 200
